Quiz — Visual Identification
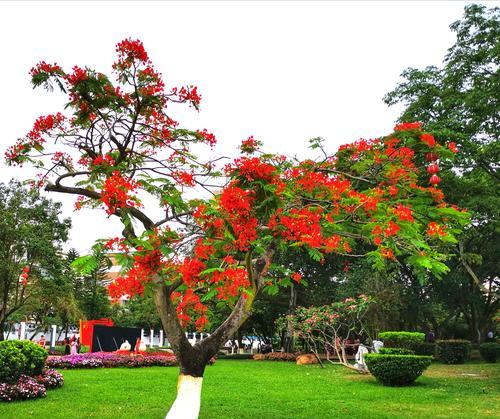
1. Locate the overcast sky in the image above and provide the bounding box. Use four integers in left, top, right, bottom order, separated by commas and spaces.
0, 1, 485, 253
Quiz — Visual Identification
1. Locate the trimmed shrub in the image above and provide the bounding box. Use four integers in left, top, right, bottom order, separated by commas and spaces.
413, 342, 436, 357
479, 342, 499, 363
379, 347, 414, 355
379, 331, 425, 351
0, 341, 28, 383
365, 354, 432, 386
436, 340, 471, 364
12, 341, 48, 376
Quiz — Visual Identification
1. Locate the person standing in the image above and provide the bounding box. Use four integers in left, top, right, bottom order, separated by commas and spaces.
63, 338, 70, 355
70, 335, 78, 355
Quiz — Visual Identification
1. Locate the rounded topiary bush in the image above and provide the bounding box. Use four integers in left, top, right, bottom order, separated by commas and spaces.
479, 342, 499, 363
0, 341, 28, 383
379, 331, 425, 351
12, 341, 48, 376
365, 354, 432, 386
436, 340, 471, 364
378, 347, 414, 355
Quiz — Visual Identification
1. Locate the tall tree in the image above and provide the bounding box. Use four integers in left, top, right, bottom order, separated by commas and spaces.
8, 39, 467, 418
0, 181, 70, 340
72, 246, 112, 320
384, 4, 499, 341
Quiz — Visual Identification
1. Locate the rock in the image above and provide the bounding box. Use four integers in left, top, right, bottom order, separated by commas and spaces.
296, 354, 319, 365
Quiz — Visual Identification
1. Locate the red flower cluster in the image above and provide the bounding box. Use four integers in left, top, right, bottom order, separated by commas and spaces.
172, 170, 195, 187
240, 136, 260, 154
195, 129, 217, 147
393, 204, 414, 222
108, 249, 162, 301
448, 142, 458, 153
100, 171, 140, 215
29, 61, 62, 77
394, 121, 422, 131
5, 113, 65, 165
228, 157, 277, 183
172, 288, 207, 329
420, 133, 436, 148
427, 222, 446, 237
114, 38, 149, 67
66, 66, 88, 86
92, 154, 115, 167
211, 267, 250, 300
176, 86, 202, 108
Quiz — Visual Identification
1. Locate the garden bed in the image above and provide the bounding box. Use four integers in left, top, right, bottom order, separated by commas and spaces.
46, 352, 178, 369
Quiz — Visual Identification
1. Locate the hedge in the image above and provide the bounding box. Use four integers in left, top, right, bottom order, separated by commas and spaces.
365, 354, 432, 386
379, 331, 425, 350
479, 342, 499, 363
378, 347, 414, 355
436, 340, 471, 364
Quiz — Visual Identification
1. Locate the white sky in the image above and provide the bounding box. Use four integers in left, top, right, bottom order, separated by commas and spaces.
0, 1, 486, 254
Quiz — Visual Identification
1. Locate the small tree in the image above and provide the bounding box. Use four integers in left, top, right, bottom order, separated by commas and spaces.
7, 39, 468, 418
277, 295, 372, 371
0, 181, 70, 340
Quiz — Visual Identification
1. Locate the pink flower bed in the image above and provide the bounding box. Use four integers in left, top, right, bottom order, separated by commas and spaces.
46, 351, 178, 369
0, 369, 63, 402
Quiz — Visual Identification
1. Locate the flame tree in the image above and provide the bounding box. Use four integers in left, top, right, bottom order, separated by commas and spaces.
6, 39, 468, 418
276, 295, 372, 371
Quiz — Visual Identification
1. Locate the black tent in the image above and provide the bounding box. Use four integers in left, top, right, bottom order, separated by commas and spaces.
91, 325, 141, 352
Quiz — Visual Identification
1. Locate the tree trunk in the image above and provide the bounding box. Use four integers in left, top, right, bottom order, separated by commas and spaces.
284, 282, 297, 353
0, 320, 4, 341
166, 374, 203, 419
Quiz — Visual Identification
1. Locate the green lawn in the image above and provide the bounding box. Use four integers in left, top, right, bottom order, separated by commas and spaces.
1, 360, 498, 418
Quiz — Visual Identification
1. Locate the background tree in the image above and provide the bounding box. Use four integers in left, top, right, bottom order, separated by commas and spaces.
384, 4, 499, 341
111, 294, 161, 331
8, 39, 468, 419
0, 180, 70, 340
71, 246, 112, 320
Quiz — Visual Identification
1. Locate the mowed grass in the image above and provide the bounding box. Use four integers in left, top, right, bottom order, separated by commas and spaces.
0, 360, 498, 419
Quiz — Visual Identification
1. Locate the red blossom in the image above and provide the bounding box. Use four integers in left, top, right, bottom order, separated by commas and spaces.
448, 142, 458, 153
420, 133, 436, 148
394, 121, 422, 131
100, 171, 140, 215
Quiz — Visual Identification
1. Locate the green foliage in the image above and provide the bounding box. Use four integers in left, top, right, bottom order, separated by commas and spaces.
479, 342, 499, 363
378, 331, 425, 350
436, 339, 471, 364
365, 354, 432, 386
0, 180, 70, 335
0, 341, 27, 383
11, 340, 48, 376
384, 4, 500, 342
0, 340, 47, 384
413, 342, 436, 357
378, 347, 414, 355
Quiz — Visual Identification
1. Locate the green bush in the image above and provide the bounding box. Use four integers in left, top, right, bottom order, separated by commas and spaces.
0, 341, 28, 383
479, 342, 499, 363
413, 342, 436, 356
365, 354, 432, 386
379, 331, 425, 351
436, 340, 471, 364
14, 341, 48, 376
378, 347, 414, 355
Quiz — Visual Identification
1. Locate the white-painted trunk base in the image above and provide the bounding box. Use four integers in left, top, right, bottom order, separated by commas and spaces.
165, 374, 203, 419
